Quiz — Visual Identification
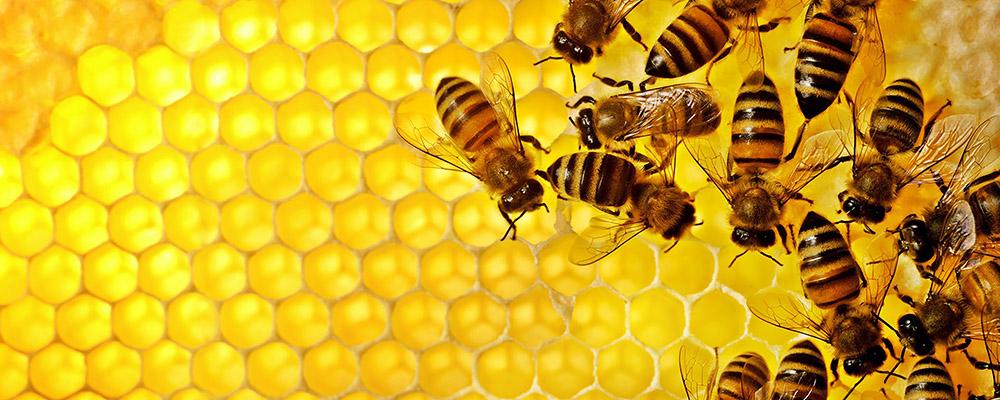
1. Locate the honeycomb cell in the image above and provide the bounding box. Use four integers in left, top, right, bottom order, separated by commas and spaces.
113, 292, 165, 349
515, 90, 567, 147
108, 97, 162, 155
303, 340, 357, 395
477, 341, 534, 398
21, 145, 79, 208
278, 0, 335, 53
163, 196, 218, 252
273, 194, 330, 252
598, 240, 655, 296
192, 44, 248, 102
537, 338, 594, 398
509, 286, 565, 348
191, 144, 248, 202
249, 43, 305, 102
167, 292, 218, 349
303, 243, 359, 299
492, 41, 543, 97
332, 292, 388, 346
247, 342, 301, 397
81, 146, 134, 206
539, 234, 597, 296
306, 41, 365, 102
286, 393, 318, 400
248, 244, 302, 299
28, 246, 81, 304
0, 151, 22, 207
1, 297, 54, 352
360, 340, 417, 396
362, 243, 418, 300
0, 199, 52, 257
423, 44, 480, 89
87, 341, 141, 397
538, 51, 583, 97
164, 94, 220, 152
220, 0, 278, 53
391, 291, 446, 350
336, 0, 393, 52
29, 344, 86, 400
0, 248, 26, 305
690, 289, 747, 347
660, 240, 715, 295
221, 194, 274, 251
305, 143, 361, 202
78, 45, 135, 107
135, 45, 192, 106
393, 193, 447, 249
0, 345, 28, 399
420, 241, 476, 301
368, 44, 422, 101
570, 287, 626, 347
335, 92, 390, 151
163, 0, 221, 57
277, 91, 333, 151
108, 194, 163, 253
220, 293, 274, 349
193, 243, 247, 300
481, 241, 537, 299
49, 96, 107, 157
512, 0, 563, 48
658, 339, 712, 397
719, 245, 781, 296
597, 340, 654, 398
55, 294, 111, 351
745, 288, 805, 345
142, 340, 192, 395
220, 96, 275, 154
453, 192, 507, 247
448, 292, 506, 348
192, 342, 245, 396
364, 145, 420, 201
396, 0, 451, 52
418, 342, 472, 397
333, 193, 389, 250
630, 288, 686, 349
136, 146, 189, 202
248, 143, 302, 201
275, 293, 328, 348
455, 0, 510, 51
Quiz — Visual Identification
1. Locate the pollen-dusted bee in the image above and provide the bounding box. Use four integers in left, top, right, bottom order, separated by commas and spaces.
904, 356, 956, 400
798, 211, 865, 310
685, 129, 846, 268
730, 71, 790, 175
679, 347, 771, 400
397, 53, 549, 241
755, 340, 828, 400
546, 151, 639, 210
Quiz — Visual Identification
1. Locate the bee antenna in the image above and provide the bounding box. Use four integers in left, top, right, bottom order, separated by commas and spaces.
841, 375, 866, 400
727, 249, 749, 268
882, 345, 905, 384
758, 251, 783, 267
532, 56, 563, 66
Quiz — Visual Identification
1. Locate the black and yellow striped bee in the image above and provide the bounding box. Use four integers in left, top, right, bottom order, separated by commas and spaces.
730, 71, 791, 175
546, 151, 639, 211
679, 347, 770, 400
798, 211, 866, 310
756, 340, 829, 400
958, 259, 1000, 399
904, 356, 956, 400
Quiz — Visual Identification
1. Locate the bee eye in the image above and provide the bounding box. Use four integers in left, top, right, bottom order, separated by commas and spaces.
842, 358, 862, 375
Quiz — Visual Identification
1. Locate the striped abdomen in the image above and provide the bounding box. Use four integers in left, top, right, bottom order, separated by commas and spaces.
731, 71, 785, 175
660, 87, 722, 138
969, 181, 1000, 242
798, 211, 862, 309
771, 340, 828, 400
794, 13, 857, 119
959, 260, 1000, 318
435, 77, 502, 152
546, 152, 638, 207
870, 79, 924, 156
645, 4, 730, 79
904, 356, 955, 400
718, 352, 770, 400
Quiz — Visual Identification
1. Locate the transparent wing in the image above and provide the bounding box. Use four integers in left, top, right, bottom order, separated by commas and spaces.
396, 116, 482, 180
928, 201, 976, 296
480, 52, 522, 152
730, 12, 767, 83
774, 129, 847, 205
753, 382, 773, 400
850, 5, 886, 111
748, 288, 831, 343
603, 0, 646, 31
647, 133, 680, 185
967, 314, 1000, 388
937, 116, 998, 207
861, 237, 899, 315
570, 216, 648, 266
679, 345, 718, 400
898, 114, 978, 188
614, 84, 722, 142
683, 134, 737, 203
760, 0, 807, 21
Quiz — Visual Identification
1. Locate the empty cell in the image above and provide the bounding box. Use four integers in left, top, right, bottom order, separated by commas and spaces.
136, 145, 189, 202
191, 145, 248, 203
220, 194, 274, 252
135, 45, 192, 107
141, 340, 192, 395
333, 193, 389, 250
305, 143, 361, 202
419, 241, 476, 301
81, 146, 134, 205
167, 292, 219, 349
29, 344, 86, 400
249, 43, 305, 102
108, 194, 163, 253
248, 143, 302, 201
163, 0, 221, 57
28, 246, 81, 304
192, 342, 245, 396
659, 239, 715, 295
55, 294, 110, 351
247, 342, 301, 397
334, 92, 390, 151
77, 44, 135, 107
303, 340, 357, 396
509, 286, 566, 348
397, 0, 452, 52
368, 44, 422, 101
220, 0, 278, 53
275, 192, 332, 252
278, 0, 335, 53
447, 292, 505, 348
570, 287, 626, 347
360, 340, 416, 396
219, 293, 274, 349
276, 293, 329, 348
597, 239, 655, 296
477, 341, 534, 398
630, 288, 686, 349
480, 240, 536, 299
247, 243, 302, 300
364, 144, 421, 201
362, 243, 418, 300
1, 296, 55, 353
50, 95, 107, 157
537, 338, 594, 398
21, 145, 79, 208
393, 192, 448, 249
113, 292, 166, 349
597, 341, 654, 398
306, 41, 364, 102
332, 292, 387, 346
192, 243, 247, 301
191, 43, 248, 102
690, 290, 748, 347
163, 94, 220, 152
418, 343, 472, 397
391, 291, 446, 350
220, 94, 276, 151
336, 0, 393, 52
138, 244, 191, 301
163, 195, 219, 252
452, 192, 507, 247
455, 0, 509, 51
86, 341, 141, 397
277, 91, 333, 151
303, 243, 360, 299
108, 96, 163, 154
538, 234, 597, 296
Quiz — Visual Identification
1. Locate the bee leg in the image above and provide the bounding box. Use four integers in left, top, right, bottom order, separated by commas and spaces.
753, 17, 791, 33
534, 170, 550, 182
591, 73, 633, 92
663, 239, 679, 253
775, 224, 791, 254
920, 99, 953, 149
783, 41, 799, 53
894, 287, 916, 307
703, 44, 733, 86
565, 96, 597, 109
757, 251, 783, 267
537, 203, 550, 213
727, 249, 749, 268
499, 207, 519, 241
948, 337, 972, 353
638, 77, 657, 91
570, 64, 578, 93
830, 357, 841, 385
620, 19, 648, 51
882, 337, 899, 360
519, 135, 550, 153
931, 170, 949, 194
783, 120, 809, 162
965, 169, 1000, 192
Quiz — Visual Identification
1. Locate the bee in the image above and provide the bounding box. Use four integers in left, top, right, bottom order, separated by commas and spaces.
755, 340, 829, 400
685, 128, 846, 268
545, 151, 640, 211
397, 53, 549, 241
904, 356, 955, 400
957, 258, 1000, 399
679, 347, 771, 400
730, 71, 791, 175
968, 168, 1000, 249
798, 211, 865, 310
567, 83, 722, 152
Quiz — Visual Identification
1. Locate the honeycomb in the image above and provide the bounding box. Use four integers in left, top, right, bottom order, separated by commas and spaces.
0, 0, 998, 399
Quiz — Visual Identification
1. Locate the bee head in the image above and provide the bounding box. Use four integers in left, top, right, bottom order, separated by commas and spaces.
731, 227, 775, 249
839, 195, 886, 224
499, 179, 545, 214
553, 28, 594, 64
574, 108, 602, 149
842, 345, 887, 376
897, 313, 934, 356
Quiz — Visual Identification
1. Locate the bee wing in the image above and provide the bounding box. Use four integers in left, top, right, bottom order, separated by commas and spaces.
480, 52, 523, 153
966, 314, 1000, 387
753, 382, 773, 400
396, 116, 482, 180
679, 345, 718, 400
861, 237, 899, 316
760, 0, 807, 20
683, 134, 737, 203
730, 13, 767, 83
927, 201, 976, 296
570, 216, 648, 266
603, 0, 646, 33
614, 84, 722, 142
937, 116, 998, 207
897, 114, 979, 189
748, 288, 831, 343
850, 6, 886, 110
774, 129, 848, 205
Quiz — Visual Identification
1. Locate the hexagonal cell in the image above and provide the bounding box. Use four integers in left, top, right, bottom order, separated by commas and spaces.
277, 91, 333, 151
477, 341, 534, 398
81, 146, 134, 206
455, 0, 509, 51
220, 0, 277, 53
306, 143, 361, 202
109, 96, 163, 154
332, 292, 387, 346
336, 0, 393, 52
108, 194, 163, 253
138, 244, 191, 301
247, 342, 301, 397
21, 145, 79, 208
28, 246, 81, 304
54, 195, 108, 255
691, 289, 748, 348
418, 242, 474, 301
278, 0, 335, 53
391, 291, 446, 350
393, 192, 448, 249
630, 288, 686, 349
219, 94, 275, 152
0, 344, 28, 399
171, 388, 213, 400
49, 95, 107, 157
335, 92, 391, 152
248, 244, 302, 300
303, 243, 359, 299
249, 43, 305, 102
690, 187, 733, 247
598, 239, 656, 296
0, 248, 26, 305
121, 388, 160, 400
29, 343, 86, 399
479, 241, 537, 299
447, 292, 506, 348
597, 340, 654, 398
135, 45, 192, 107
571, 287, 628, 348
396, 0, 451, 52
659, 239, 715, 295
136, 145, 189, 202
361, 243, 418, 300
539, 234, 597, 296
272, 192, 330, 252
276, 293, 329, 348
333, 193, 390, 250
512, 0, 563, 48
219, 293, 274, 349
0, 200, 52, 258
113, 292, 165, 349
163, 0, 220, 56
191, 43, 248, 103
83, 243, 138, 303
77, 44, 135, 107
248, 143, 302, 201
303, 340, 358, 396
192, 342, 245, 396
190, 144, 248, 203
537, 337, 594, 398
418, 342, 471, 397
490, 42, 541, 97
87, 341, 141, 397
167, 292, 218, 349
509, 286, 566, 348
306, 41, 365, 102
745, 288, 804, 346
192, 243, 246, 300
0, 151, 22, 208
360, 340, 417, 396
423, 44, 479, 90
364, 145, 421, 201
368, 44, 422, 101
221, 194, 274, 252
453, 192, 508, 247
141, 340, 192, 395
228, 389, 265, 400
1, 296, 55, 352
164, 94, 220, 152
162, 195, 218, 252
515, 89, 568, 146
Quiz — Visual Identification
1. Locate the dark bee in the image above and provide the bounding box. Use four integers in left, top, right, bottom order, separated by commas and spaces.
798, 211, 865, 310
759, 340, 829, 400
904, 356, 955, 400
398, 53, 548, 241
730, 71, 788, 175
679, 348, 770, 400
969, 172, 1000, 247
546, 151, 639, 210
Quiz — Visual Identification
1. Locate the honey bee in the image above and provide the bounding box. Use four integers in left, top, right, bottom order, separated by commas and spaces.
397, 53, 548, 241
904, 356, 956, 400
679, 347, 771, 400
968, 167, 1000, 251
798, 211, 865, 310
957, 259, 1000, 399
545, 151, 640, 211
685, 128, 846, 268
754, 340, 828, 400
730, 71, 792, 175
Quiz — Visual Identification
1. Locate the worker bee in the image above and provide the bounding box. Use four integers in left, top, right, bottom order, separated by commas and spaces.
957, 259, 1000, 399
545, 151, 639, 211
798, 211, 866, 310
567, 83, 722, 152
397, 53, 548, 241
685, 128, 846, 268
968, 168, 1000, 250
679, 347, 771, 400
754, 340, 828, 400
904, 356, 956, 400
730, 71, 792, 175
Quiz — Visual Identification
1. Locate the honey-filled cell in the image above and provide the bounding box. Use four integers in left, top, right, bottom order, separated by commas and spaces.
509, 286, 565, 348
86, 341, 141, 397
163, 0, 221, 57
220, 0, 278, 53
334, 92, 391, 152
514, 89, 568, 146
303, 243, 360, 299
538, 234, 597, 296
447, 292, 505, 349
276, 293, 329, 348
2, 296, 55, 353
512, 0, 563, 48
537, 337, 594, 398
248, 244, 302, 300
55, 294, 110, 352
419, 241, 477, 301
397, 0, 452, 53
219, 293, 274, 349
0, 344, 28, 399
142, 340, 192, 395
191, 43, 248, 103
423, 43, 480, 89
112, 292, 166, 349
333, 193, 390, 250
690, 290, 748, 348
455, 0, 509, 51
247, 342, 301, 397
659, 240, 715, 295
597, 340, 654, 398
570, 287, 626, 348
21, 145, 79, 208
393, 192, 448, 249
359, 340, 417, 397
108, 194, 163, 253
277, 0, 336, 53
77, 44, 135, 107
135, 145, 189, 202
191, 342, 245, 396
418, 342, 472, 397
368, 44, 423, 102
303, 340, 358, 396
476, 341, 534, 398
0, 150, 22, 208
336, 0, 394, 52
29, 343, 86, 400
135, 45, 192, 107
362, 243, 418, 300
491, 41, 542, 97
249, 43, 305, 102
163, 94, 220, 153
391, 291, 446, 351
167, 292, 219, 349
220, 94, 276, 152
28, 246, 81, 304
597, 239, 655, 296
192, 243, 246, 301
364, 144, 421, 201
277, 91, 334, 151
81, 146, 134, 206
306, 41, 365, 102
108, 96, 163, 154
332, 292, 388, 347
480, 240, 536, 300
49, 95, 107, 157
452, 192, 507, 247
305, 142, 362, 202
630, 288, 686, 349
220, 194, 275, 252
